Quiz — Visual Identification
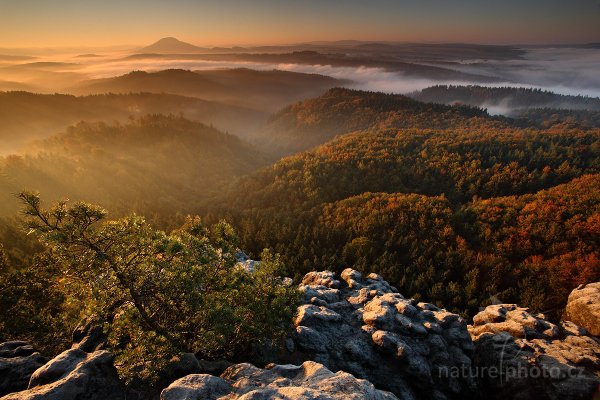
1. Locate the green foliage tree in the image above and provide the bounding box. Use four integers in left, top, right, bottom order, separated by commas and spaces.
18, 192, 298, 382
0, 247, 72, 354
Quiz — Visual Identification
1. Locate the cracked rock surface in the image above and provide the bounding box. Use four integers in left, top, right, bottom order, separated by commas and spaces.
161, 360, 398, 400
0, 342, 46, 397
469, 304, 600, 400
0, 337, 124, 400
286, 268, 476, 400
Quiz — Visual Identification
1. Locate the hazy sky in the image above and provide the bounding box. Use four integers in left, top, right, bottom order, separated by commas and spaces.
1, 0, 599, 48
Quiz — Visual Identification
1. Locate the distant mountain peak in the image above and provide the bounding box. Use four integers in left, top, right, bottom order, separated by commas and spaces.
154, 37, 184, 44
139, 37, 207, 54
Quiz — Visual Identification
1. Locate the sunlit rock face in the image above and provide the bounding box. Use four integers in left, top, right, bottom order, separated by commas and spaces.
161, 361, 398, 400
234, 250, 260, 273
286, 268, 476, 400
563, 282, 600, 337
469, 304, 600, 400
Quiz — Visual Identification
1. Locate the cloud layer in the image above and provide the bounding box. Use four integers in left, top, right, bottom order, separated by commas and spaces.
2, 47, 599, 101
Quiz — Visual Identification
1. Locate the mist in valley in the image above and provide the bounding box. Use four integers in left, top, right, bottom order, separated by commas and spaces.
2, 42, 599, 119
1, 41, 599, 208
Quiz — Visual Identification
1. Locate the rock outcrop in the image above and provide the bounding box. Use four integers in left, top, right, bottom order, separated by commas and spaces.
563, 282, 600, 337
0, 342, 46, 396
285, 269, 475, 400
0, 339, 124, 400
234, 250, 260, 273
71, 319, 107, 353
469, 304, 600, 400
2, 272, 598, 400
469, 304, 560, 340
161, 360, 397, 400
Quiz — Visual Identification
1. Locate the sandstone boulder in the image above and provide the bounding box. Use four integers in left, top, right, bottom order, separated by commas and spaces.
161, 360, 398, 400
469, 304, 560, 340
470, 304, 600, 400
563, 282, 600, 337
0, 342, 46, 396
284, 269, 476, 400
0, 348, 124, 400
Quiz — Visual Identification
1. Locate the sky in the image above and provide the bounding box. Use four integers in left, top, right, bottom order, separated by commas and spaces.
0, 0, 599, 48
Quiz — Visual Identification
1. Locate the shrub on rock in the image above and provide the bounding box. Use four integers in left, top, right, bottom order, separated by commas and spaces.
17, 193, 299, 383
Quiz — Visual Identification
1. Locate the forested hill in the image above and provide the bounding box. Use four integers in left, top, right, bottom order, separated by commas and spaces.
257, 87, 511, 156
515, 108, 600, 129
410, 85, 600, 113
0, 91, 267, 154
0, 115, 269, 218
208, 121, 600, 317
227, 126, 598, 209
312, 174, 599, 316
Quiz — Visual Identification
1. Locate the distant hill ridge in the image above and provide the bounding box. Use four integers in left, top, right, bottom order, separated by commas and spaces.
71, 68, 345, 112
0, 91, 267, 153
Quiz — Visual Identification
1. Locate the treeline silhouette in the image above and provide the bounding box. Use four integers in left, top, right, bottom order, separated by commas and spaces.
72, 68, 343, 112
410, 85, 600, 112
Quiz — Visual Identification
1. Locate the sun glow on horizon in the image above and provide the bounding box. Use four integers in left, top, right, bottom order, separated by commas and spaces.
1, 0, 599, 49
